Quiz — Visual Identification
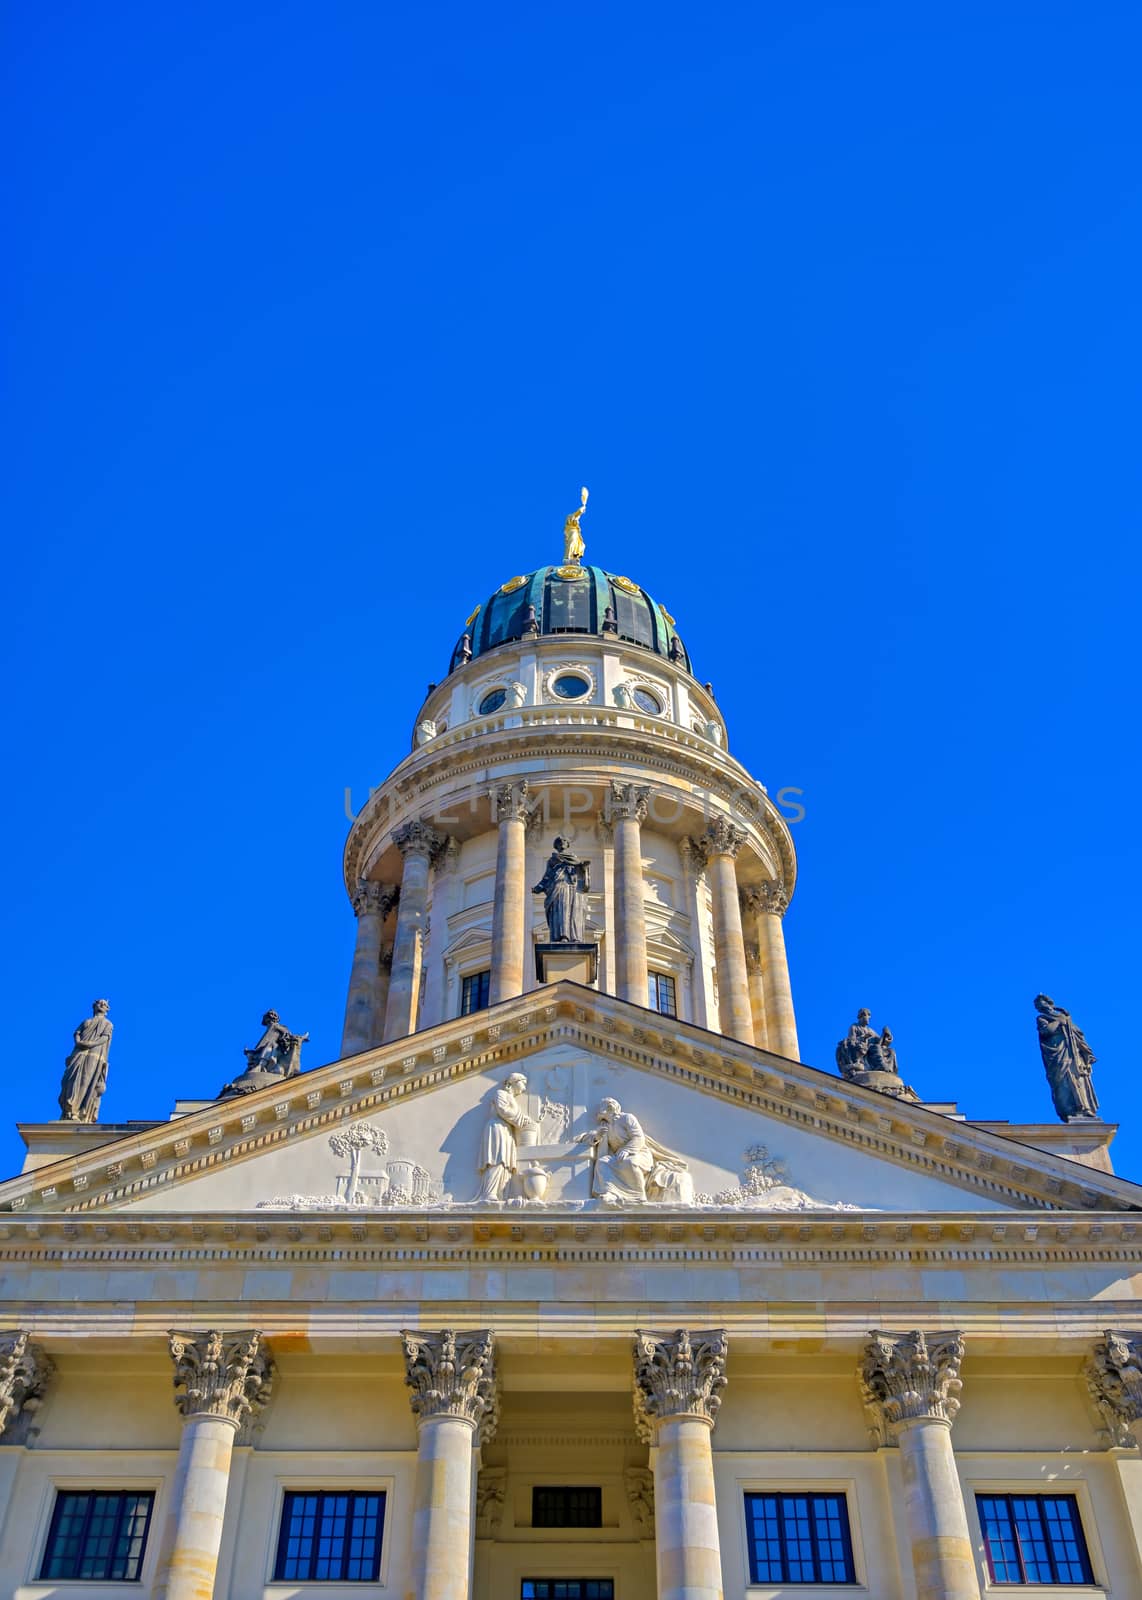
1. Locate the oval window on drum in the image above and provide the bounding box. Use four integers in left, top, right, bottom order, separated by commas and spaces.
552, 674, 590, 700
632, 687, 662, 714
479, 688, 508, 715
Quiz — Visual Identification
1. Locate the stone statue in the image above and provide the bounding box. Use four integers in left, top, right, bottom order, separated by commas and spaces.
414, 718, 437, 746
218, 1010, 309, 1099
1035, 994, 1099, 1121
532, 837, 591, 943
563, 485, 588, 564
613, 682, 634, 709
474, 1072, 538, 1201
59, 999, 112, 1122
504, 681, 527, 709
835, 1009, 917, 1101
835, 1009, 878, 1078
573, 1097, 693, 1205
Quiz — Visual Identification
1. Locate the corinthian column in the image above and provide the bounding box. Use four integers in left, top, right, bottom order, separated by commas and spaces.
699, 819, 753, 1044
859, 1330, 978, 1600
738, 887, 769, 1047
758, 882, 798, 1059
402, 1329, 498, 1600
341, 881, 398, 1056
383, 821, 443, 1042
634, 1329, 728, 1600
490, 781, 529, 1004
0, 1330, 53, 1440
1085, 1330, 1142, 1447
154, 1330, 274, 1600
611, 782, 650, 1004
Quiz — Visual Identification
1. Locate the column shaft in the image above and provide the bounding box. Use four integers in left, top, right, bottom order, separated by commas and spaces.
746, 948, 769, 1048
490, 785, 528, 1004
705, 850, 753, 1044
341, 884, 391, 1056
611, 784, 650, 1005
897, 1419, 979, 1600
384, 823, 441, 1042
153, 1415, 237, 1600
410, 1415, 477, 1600
654, 1416, 724, 1600
758, 893, 798, 1058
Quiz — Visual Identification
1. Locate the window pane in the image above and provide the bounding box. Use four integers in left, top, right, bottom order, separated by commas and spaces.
462, 971, 491, 1016
275, 1491, 385, 1582
521, 1584, 612, 1600
40, 1490, 154, 1583
1041, 1496, 1091, 1584
744, 1491, 855, 1585
976, 1494, 1092, 1587
533, 1487, 602, 1528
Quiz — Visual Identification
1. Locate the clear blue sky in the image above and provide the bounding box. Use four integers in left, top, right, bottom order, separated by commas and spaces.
3, 3, 1140, 1182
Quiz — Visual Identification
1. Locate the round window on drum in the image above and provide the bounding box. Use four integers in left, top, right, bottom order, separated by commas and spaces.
632, 687, 663, 715
478, 688, 508, 715
552, 673, 591, 700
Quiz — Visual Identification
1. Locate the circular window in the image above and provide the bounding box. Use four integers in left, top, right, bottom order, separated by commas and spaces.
632, 687, 663, 715
478, 688, 507, 715
552, 673, 591, 700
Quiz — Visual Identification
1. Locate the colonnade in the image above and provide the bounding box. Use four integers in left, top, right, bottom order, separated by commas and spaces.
2, 1324, 1141, 1598
342, 791, 799, 1052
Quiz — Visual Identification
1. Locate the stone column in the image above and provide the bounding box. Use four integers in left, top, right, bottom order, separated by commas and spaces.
611, 782, 650, 1005
634, 1329, 728, 1600
679, 837, 711, 1028
383, 821, 443, 1042
402, 1329, 498, 1600
738, 888, 769, 1047
758, 882, 798, 1059
859, 1330, 978, 1600
1085, 1329, 1142, 1447
154, 1330, 274, 1600
490, 782, 529, 1005
699, 819, 754, 1044
341, 882, 398, 1056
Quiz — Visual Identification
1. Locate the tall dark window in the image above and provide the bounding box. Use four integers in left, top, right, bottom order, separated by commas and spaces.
744, 1492, 856, 1585
40, 1490, 154, 1582
461, 970, 491, 1016
977, 1494, 1093, 1585
521, 1583, 613, 1600
532, 1487, 603, 1528
648, 971, 677, 1017
274, 1491, 385, 1582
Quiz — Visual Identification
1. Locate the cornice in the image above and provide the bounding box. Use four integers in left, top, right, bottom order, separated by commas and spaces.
1, 987, 1138, 1220
343, 724, 797, 900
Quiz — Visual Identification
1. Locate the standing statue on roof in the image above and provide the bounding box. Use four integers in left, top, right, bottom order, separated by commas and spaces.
563, 486, 588, 565
59, 999, 113, 1122
1035, 994, 1099, 1122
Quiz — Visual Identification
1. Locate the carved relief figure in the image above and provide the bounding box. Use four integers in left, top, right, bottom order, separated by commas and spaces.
475, 1072, 538, 1201
59, 999, 113, 1123
1035, 994, 1099, 1121
219, 1010, 309, 1098
532, 838, 591, 943
574, 1098, 693, 1205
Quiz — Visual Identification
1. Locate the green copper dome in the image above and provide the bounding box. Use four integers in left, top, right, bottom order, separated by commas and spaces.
449, 564, 692, 674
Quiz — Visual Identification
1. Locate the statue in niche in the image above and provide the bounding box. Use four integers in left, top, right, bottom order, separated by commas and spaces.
475, 1072, 538, 1202
218, 1010, 309, 1098
1035, 994, 1099, 1121
532, 837, 591, 943
574, 1097, 693, 1205
59, 999, 113, 1122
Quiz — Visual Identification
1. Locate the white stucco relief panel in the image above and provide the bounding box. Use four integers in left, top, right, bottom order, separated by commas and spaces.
116, 1044, 1011, 1214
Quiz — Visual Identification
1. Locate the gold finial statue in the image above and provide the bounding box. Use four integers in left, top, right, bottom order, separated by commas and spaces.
563, 486, 588, 565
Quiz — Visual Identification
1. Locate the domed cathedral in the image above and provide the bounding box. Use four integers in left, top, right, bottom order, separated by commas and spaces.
341, 496, 798, 1058
1, 498, 1141, 1600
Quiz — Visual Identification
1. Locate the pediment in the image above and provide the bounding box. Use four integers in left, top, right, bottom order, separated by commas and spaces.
2, 985, 1138, 1220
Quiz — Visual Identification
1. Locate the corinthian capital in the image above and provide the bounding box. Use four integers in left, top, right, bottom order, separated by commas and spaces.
739, 885, 764, 918
859, 1329, 965, 1443
168, 1329, 275, 1428
352, 880, 397, 919
633, 1328, 728, 1437
402, 1328, 498, 1437
392, 819, 444, 861
1085, 1330, 1142, 1447
762, 881, 790, 918
610, 781, 650, 824
494, 780, 530, 824
700, 816, 746, 860
0, 1331, 54, 1440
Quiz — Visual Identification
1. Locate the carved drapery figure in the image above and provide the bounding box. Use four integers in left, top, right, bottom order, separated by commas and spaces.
218, 1010, 309, 1098
1084, 1329, 1142, 1447
835, 1008, 878, 1078
1035, 994, 1099, 1121
59, 999, 112, 1122
867, 1026, 897, 1075
574, 1098, 693, 1205
532, 837, 591, 943
475, 1072, 538, 1201
563, 485, 588, 564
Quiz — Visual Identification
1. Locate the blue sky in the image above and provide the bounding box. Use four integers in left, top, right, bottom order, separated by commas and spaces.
3, 2, 1141, 1181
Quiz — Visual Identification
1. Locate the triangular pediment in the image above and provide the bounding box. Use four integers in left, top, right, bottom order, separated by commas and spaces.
2, 985, 1138, 1221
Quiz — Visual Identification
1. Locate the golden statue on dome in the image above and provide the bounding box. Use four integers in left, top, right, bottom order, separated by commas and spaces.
563, 486, 588, 565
